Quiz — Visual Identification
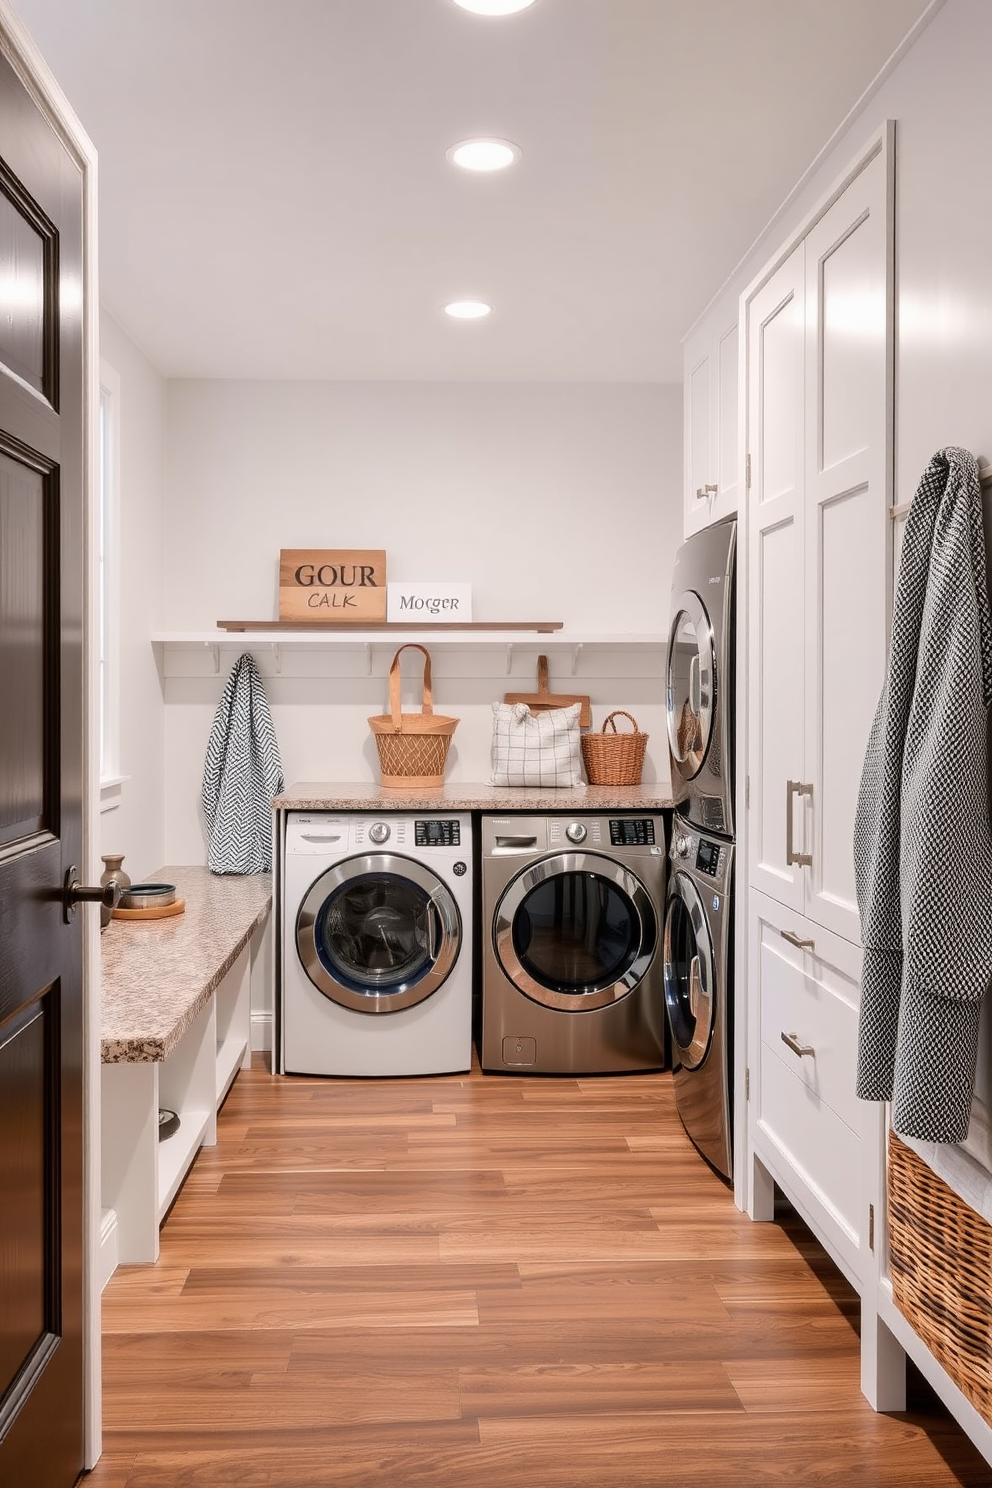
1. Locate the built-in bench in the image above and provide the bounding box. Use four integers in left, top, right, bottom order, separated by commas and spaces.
100, 866, 272, 1266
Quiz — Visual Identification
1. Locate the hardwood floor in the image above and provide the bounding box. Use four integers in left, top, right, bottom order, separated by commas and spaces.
88, 1056, 992, 1486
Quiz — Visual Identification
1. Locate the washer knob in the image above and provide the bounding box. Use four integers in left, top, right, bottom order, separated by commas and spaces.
675, 833, 691, 858
565, 821, 587, 844
368, 821, 390, 845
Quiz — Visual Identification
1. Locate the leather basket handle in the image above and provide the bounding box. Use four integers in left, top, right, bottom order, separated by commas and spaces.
387, 644, 435, 730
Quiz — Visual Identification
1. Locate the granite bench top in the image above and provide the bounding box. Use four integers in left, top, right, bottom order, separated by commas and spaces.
100, 865, 272, 1064
273, 781, 677, 811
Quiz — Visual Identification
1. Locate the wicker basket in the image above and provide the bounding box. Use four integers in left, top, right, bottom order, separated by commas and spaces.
368, 644, 458, 788
580, 710, 648, 786
888, 1129, 992, 1423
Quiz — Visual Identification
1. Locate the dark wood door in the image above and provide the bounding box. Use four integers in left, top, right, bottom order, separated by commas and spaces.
0, 43, 86, 1488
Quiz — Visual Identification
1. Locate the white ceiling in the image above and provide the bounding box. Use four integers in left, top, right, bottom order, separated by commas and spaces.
13, 0, 932, 383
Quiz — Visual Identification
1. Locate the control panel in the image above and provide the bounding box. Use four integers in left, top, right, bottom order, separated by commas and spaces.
415, 819, 461, 848
609, 818, 656, 846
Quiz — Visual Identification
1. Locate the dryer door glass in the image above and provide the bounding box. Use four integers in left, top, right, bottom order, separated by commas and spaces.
494, 853, 657, 1012
663, 873, 715, 1069
666, 592, 715, 781
297, 854, 461, 1013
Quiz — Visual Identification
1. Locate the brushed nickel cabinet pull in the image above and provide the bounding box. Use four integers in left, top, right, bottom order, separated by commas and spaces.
781, 930, 816, 950
781, 1030, 815, 1059
785, 779, 813, 868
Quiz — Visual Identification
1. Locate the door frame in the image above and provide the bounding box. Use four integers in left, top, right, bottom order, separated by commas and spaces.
0, 4, 100, 1467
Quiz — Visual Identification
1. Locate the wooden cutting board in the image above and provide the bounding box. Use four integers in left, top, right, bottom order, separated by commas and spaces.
504, 655, 591, 727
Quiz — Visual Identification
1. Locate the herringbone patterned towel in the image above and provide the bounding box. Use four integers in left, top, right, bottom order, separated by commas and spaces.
202, 653, 284, 874
854, 447, 992, 1141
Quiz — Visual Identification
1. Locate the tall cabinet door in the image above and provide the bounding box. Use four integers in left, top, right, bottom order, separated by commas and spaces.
746, 244, 806, 914
803, 153, 889, 944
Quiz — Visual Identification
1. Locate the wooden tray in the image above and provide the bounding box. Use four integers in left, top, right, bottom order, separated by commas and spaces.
112, 897, 186, 921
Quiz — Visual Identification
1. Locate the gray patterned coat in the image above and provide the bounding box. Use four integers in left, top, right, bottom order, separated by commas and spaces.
855, 447, 992, 1141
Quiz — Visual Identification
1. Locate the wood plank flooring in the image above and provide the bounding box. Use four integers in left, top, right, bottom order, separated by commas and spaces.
88, 1057, 992, 1486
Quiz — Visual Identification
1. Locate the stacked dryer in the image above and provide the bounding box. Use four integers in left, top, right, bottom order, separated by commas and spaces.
664, 517, 736, 1180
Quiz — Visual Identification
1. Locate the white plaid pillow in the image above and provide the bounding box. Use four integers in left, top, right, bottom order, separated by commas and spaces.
490, 701, 583, 788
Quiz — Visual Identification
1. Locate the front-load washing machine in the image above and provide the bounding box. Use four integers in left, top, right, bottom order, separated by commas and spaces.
666, 516, 736, 837
280, 812, 472, 1077
663, 819, 733, 1179
480, 813, 668, 1074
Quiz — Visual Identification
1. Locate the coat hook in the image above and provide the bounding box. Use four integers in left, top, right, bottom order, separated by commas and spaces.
365, 643, 373, 676
209, 643, 220, 675
571, 643, 583, 676
505, 643, 514, 676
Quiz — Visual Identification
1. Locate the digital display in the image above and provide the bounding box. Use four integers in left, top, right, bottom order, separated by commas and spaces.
609, 818, 656, 846
415, 819, 460, 847
696, 840, 721, 877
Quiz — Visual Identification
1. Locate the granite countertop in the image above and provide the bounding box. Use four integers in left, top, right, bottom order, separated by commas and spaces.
100, 865, 272, 1064
273, 781, 678, 811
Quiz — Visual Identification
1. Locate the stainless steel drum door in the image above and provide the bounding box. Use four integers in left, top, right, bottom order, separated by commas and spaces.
297, 853, 461, 1013
666, 591, 715, 781
494, 852, 657, 1011
663, 873, 716, 1069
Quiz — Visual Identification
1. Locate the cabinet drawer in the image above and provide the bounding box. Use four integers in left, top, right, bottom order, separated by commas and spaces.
758, 1038, 864, 1246
757, 921, 860, 1132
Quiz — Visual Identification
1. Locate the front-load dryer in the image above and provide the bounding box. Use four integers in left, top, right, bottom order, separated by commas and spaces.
663, 818, 733, 1179
480, 813, 668, 1074
666, 516, 736, 837
280, 812, 472, 1077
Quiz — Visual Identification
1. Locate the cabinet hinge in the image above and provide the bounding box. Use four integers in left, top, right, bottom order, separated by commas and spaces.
868, 1202, 875, 1252
745, 1067, 750, 1101
746, 451, 752, 489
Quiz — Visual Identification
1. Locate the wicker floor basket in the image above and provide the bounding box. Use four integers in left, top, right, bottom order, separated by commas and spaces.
580, 710, 648, 786
368, 644, 458, 788
888, 1129, 992, 1423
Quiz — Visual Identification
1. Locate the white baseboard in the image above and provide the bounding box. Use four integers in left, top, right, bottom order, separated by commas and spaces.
99, 1208, 119, 1290
251, 1009, 273, 1052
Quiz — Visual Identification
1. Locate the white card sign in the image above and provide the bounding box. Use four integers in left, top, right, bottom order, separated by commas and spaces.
387, 582, 473, 623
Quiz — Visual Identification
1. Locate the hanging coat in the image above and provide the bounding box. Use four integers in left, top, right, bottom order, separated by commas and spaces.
201, 652, 284, 874
855, 447, 992, 1141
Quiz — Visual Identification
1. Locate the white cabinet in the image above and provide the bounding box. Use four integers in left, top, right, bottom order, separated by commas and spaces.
742, 134, 894, 1404
683, 300, 739, 537
101, 944, 253, 1264
748, 888, 877, 1287
745, 148, 889, 948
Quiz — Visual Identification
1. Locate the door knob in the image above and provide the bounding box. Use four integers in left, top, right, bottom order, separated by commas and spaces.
63, 866, 122, 923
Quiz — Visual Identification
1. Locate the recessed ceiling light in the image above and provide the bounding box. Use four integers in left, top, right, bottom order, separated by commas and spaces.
444, 300, 492, 319
447, 138, 522, 172
452, 0, 537, 14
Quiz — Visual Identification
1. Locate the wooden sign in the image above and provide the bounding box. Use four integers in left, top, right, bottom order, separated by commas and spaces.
279, 549, 387, 623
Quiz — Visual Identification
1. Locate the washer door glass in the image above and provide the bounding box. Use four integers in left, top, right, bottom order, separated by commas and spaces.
494, 852, 657, 1012
297, 854, 460, 1013
663, 872, 715, 1069
666, 591, 715, 780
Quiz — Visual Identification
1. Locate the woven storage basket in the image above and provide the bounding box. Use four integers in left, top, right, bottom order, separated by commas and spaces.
580, 710, 648, 786
888, 1129, 992, 1423
368, 643, 458, 788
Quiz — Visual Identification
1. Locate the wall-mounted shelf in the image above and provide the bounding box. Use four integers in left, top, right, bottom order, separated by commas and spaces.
216, 619, 565, 634
152, 630, 669, 678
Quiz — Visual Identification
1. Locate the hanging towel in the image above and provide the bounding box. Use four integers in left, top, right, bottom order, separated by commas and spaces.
202, 653, 285, 874
854, 447, 992, 1141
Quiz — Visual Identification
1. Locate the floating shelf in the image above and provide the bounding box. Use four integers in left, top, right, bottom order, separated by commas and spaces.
152, 629, 668, 677
216, 619, 565, 634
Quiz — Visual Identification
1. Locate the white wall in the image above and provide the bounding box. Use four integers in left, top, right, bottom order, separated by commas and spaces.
697, 0, 989, 493
99, 311, 167, 881
161, 380, 682, 864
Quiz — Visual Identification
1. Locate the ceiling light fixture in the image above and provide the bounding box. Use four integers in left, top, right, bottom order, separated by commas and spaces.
444, 300, 492, 319
447, 138, 521, 172
452, 0, 537, 14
